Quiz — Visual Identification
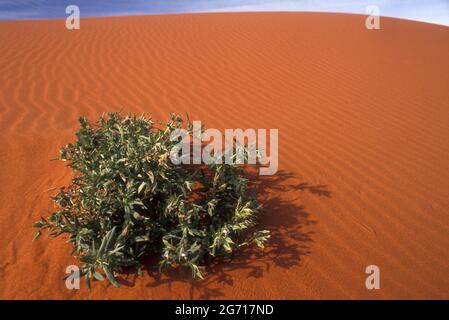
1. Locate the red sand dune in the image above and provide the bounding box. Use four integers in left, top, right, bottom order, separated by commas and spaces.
0, 13, 448, 299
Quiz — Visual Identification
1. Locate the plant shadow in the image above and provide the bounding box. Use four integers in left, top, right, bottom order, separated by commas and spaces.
116, 170, 331, 298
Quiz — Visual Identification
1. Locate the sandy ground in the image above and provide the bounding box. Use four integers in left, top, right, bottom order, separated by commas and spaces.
0, 12, 448, 299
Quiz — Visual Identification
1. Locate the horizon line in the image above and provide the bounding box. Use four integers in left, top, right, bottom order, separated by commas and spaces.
0, 10, 448, 28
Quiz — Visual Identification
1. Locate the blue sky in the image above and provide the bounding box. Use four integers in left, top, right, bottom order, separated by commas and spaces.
0, 0, 448, 26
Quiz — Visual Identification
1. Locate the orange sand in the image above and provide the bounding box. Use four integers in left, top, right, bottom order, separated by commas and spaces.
0, 13, 448, 299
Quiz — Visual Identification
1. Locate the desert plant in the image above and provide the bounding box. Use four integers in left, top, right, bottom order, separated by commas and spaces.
33, 112, 270, 288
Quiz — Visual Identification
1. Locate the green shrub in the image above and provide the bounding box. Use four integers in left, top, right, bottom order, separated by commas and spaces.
33, 112, 270, 288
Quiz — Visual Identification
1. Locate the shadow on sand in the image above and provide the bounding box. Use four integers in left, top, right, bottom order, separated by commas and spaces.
116, 170, 331, 298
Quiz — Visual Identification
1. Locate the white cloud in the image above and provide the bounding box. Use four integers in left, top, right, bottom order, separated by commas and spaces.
192, 0, 449, 26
